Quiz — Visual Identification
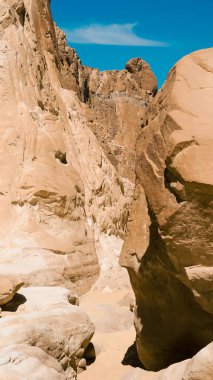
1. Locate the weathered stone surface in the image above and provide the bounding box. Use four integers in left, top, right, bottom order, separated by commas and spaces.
3, 1, 213, 380
2, 286, 79, 312
0, 0, 158, 299
84, 58, 157, 182
0, 0, 96, 294
55, 25, 88, 102
122, 342, 213, 380
1, 285, 94, 377
56, 30, 157, 183
120, 48, 213, 370
0, 275, 24, 306
0, 344, 67, 380
0, 0, 151, 294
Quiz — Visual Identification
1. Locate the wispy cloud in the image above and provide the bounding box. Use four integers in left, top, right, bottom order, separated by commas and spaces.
64, 23, 167, 47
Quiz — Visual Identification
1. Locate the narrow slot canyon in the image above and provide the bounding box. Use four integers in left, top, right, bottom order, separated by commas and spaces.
0, 1, 212, 379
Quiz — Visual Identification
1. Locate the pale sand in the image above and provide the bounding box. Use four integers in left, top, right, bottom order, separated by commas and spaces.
79, 289, 154, 380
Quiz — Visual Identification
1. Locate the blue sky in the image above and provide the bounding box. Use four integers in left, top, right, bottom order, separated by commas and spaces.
51, 0, 213, 87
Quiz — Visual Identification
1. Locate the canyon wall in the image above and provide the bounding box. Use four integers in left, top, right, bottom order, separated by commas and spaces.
0, 0, 158, 378
1, 0, 213, 378
0, 0, 156, 294
120, 48, 213, 370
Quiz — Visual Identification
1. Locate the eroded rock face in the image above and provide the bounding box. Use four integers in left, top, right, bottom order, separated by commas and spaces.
84, 59, 157, 182
0, 0, 98, 294
1, 286, 94, 378
55, 27, 157, 183
120, 48, 213, 370
0, 344, 67, 380
122, 342, 213, 380
0, 275, 24, 306
0, 0, 157, 294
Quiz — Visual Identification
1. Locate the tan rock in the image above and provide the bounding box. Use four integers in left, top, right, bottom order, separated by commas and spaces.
84, 59, 157, 182
122, 342, 213, 380
0, 275, 24, 306
56, 26, 157, 183
0, 286, 94, 375
0, 344, 66, 380
0, 0, 143, 295
2, 286, 79, 313
120, 48, 213, 370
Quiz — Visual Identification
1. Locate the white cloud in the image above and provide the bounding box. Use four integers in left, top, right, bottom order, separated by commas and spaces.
64, 23, 167, 47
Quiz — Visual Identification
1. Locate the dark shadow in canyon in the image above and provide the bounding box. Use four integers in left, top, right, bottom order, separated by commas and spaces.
84, 342, 96, 366
122, 341, 145, 369
126, 203, 213, 371
1, 293, 27, 312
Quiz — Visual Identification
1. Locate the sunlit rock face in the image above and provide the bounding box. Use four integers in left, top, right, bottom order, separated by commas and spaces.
0, 0, 157, 294
56, 26, 157, 183
0, 0, 98, 293
4, 1, 213, 378
120, 48, 213, 370
84, 58, 157, 183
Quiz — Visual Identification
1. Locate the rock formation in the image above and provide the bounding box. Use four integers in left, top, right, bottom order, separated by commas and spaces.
120, 48, 213, 370
122, 342, 213, 380
0, 275, 24, 306
56, 27, 157, 182
84, 58, 157, 182
0, 0, 212, 379
0, 286, 94, 379
0, 0, 155, 295
0, 0, 97, 294
0, 0, 158, 378
0, 344, 67, 379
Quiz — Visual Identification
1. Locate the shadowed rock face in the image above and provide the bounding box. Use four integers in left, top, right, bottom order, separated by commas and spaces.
120, 48, 213, 370
122, 342, 213, 380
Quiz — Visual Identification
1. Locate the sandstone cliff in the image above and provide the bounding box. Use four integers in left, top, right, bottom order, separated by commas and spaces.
1, 1, 212, 379
120, 48, 213, 370
0, 0, 156, 295
56, 26, 157, 183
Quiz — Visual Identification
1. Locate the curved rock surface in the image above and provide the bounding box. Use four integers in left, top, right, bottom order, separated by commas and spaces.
0, 275, 24, 306
120, 48, 213, 370
122, 342, 213, 380
1, 285, 94, 378
0, 344, 66, 380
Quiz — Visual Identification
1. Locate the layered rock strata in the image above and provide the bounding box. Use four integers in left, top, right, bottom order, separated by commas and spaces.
120, 48, 213, 370
0, 0, 156, 295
